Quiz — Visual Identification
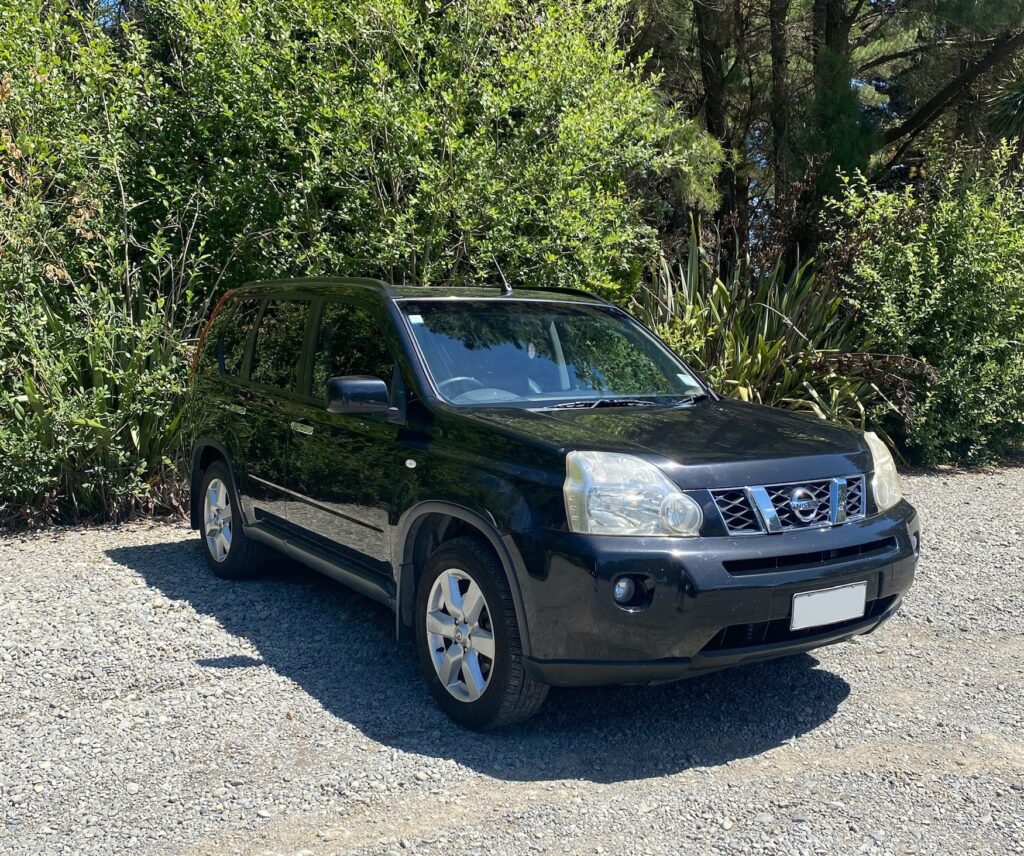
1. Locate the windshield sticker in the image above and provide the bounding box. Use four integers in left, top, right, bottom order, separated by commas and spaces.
408, 314, 424, 325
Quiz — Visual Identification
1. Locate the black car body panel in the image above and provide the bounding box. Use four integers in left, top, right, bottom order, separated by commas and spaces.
186, 277, 919, 687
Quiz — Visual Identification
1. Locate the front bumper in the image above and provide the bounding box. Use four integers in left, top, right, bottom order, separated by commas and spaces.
514, 500, 919, 687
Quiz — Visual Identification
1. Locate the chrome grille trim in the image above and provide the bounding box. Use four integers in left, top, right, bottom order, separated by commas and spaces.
712, 475, 866, 535
747, 486, 783, 534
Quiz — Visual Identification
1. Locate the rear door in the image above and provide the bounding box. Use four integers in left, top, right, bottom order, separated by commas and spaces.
235, 297, 313, 527
284, 297, 400, 576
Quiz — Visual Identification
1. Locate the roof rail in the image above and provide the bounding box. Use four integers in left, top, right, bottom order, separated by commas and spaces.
233, 276, 397, 295
511, 284, 608, 303
230, 276, 607, 303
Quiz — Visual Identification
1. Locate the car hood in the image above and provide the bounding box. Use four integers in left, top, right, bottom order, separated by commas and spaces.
460, 398, 871, 489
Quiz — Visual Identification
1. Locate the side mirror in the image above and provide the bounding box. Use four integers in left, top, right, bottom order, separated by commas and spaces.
327, 376, 390, 415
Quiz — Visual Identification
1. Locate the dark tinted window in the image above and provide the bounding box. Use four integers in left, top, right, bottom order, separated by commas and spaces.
312, 303, 393, 401
218, 297, 260, 377
250, 300, 309, 390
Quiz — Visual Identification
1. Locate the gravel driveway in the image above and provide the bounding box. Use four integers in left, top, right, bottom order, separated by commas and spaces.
2, 470, 1022, 855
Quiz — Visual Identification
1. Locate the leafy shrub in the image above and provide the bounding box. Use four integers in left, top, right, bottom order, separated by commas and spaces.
133, 0, 721, 297
636, 227, 919, 433
1, 287, 190, 525
824, 148, 1024, 464
0, 2, 190, 524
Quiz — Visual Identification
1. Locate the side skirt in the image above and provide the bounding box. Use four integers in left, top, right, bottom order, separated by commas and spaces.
246, 522, 396, 611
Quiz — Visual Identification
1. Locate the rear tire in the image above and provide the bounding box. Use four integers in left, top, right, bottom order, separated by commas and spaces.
415, 536, 548, 729
198, 460, 269, 579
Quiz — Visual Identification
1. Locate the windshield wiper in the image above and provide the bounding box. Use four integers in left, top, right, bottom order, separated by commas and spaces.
549, 398, 660, 409
672, 393, 710, 407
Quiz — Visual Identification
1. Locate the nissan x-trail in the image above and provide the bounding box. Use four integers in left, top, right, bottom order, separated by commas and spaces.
186, 278, 919, 728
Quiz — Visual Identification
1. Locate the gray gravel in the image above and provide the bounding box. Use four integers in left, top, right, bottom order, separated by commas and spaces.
1, 469, 1022, 855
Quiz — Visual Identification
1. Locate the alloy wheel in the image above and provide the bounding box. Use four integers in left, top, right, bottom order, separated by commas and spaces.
204, 477, 233, 562
425, 569, 496, 702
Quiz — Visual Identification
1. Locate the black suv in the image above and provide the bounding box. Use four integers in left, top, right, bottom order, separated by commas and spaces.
186, 278, 919, 728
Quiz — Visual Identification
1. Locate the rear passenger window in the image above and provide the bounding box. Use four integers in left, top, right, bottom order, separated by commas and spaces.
218, 298, 260, 377
250, 300, 309, 391
312, 303, 394, 401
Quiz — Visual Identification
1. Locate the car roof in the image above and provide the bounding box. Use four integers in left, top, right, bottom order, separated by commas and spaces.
231, 277, 607, 304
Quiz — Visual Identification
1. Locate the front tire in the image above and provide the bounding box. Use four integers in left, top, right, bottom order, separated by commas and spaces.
415, 537, 548, 729
198, 460, 269, 579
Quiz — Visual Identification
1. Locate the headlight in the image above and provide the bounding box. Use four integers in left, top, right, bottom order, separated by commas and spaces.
564, 451, 703, 536
864, 431, 902, 512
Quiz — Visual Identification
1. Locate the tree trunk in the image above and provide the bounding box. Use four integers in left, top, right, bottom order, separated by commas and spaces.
811, 0, 853, 98
692, 0, 737, 261
769, 0, 792, 215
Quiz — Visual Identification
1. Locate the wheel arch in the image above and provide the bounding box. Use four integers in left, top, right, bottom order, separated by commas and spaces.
189, 439, 236, 530
394, 501, 532, 657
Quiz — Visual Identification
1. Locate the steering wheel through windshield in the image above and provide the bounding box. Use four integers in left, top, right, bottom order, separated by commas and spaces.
436, 376, 485, 396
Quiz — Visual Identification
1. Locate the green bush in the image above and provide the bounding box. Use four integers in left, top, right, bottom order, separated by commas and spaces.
141, 0, 721, 294
824, 148, 1024, 465
0, 287, 190, 525
636, 227, 915, 432
0, 0, 721, 524
0, 2, 191, 523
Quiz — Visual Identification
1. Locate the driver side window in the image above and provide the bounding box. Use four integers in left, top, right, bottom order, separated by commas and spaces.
312, 302, 394, 402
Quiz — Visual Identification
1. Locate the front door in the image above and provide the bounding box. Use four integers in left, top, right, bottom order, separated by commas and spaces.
285, 299, 399, 576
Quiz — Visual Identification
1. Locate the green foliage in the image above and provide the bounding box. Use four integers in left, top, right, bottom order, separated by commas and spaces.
0, 1, 192, 523
633, 0, 1024, 258
987, 66, 1024, 139
636, 227, 904, 430
142, 0, 720, 295
0, 287, 190, 524
0, 0, 721, 524
805, 50, 878, 199
824, 148, 1024, 464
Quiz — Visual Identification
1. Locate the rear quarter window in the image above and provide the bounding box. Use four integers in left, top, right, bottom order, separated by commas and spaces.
218, 297, 260, 377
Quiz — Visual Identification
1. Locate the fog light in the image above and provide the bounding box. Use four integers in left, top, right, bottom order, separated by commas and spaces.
612, 577, 636, 604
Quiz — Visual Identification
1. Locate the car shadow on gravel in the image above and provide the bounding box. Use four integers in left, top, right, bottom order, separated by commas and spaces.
108, 540, 851, 785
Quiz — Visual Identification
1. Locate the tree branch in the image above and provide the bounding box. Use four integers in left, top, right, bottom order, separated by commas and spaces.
882, 28, 1024, 145
847, 0, 869, 26
857, 44, 928, 75
857, 38, 996, 75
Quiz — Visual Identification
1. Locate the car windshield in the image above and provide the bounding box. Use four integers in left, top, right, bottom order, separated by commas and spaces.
400, 299, 707, 407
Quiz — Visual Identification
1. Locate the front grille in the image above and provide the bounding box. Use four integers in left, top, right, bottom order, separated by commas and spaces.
711, 489, 763, 534
712, 475, 867, 535
846, 476, 864, 518
700, 594, 898, 652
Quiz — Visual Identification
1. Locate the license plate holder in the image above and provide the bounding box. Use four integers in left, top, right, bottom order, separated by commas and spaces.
790, 581, 867, 631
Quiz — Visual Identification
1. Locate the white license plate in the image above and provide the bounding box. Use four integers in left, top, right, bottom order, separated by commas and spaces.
790, 582, 867, 631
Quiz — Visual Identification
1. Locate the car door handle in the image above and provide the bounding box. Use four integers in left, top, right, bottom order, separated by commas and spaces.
224, 403, 246, 415
290, 420, 315, 436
